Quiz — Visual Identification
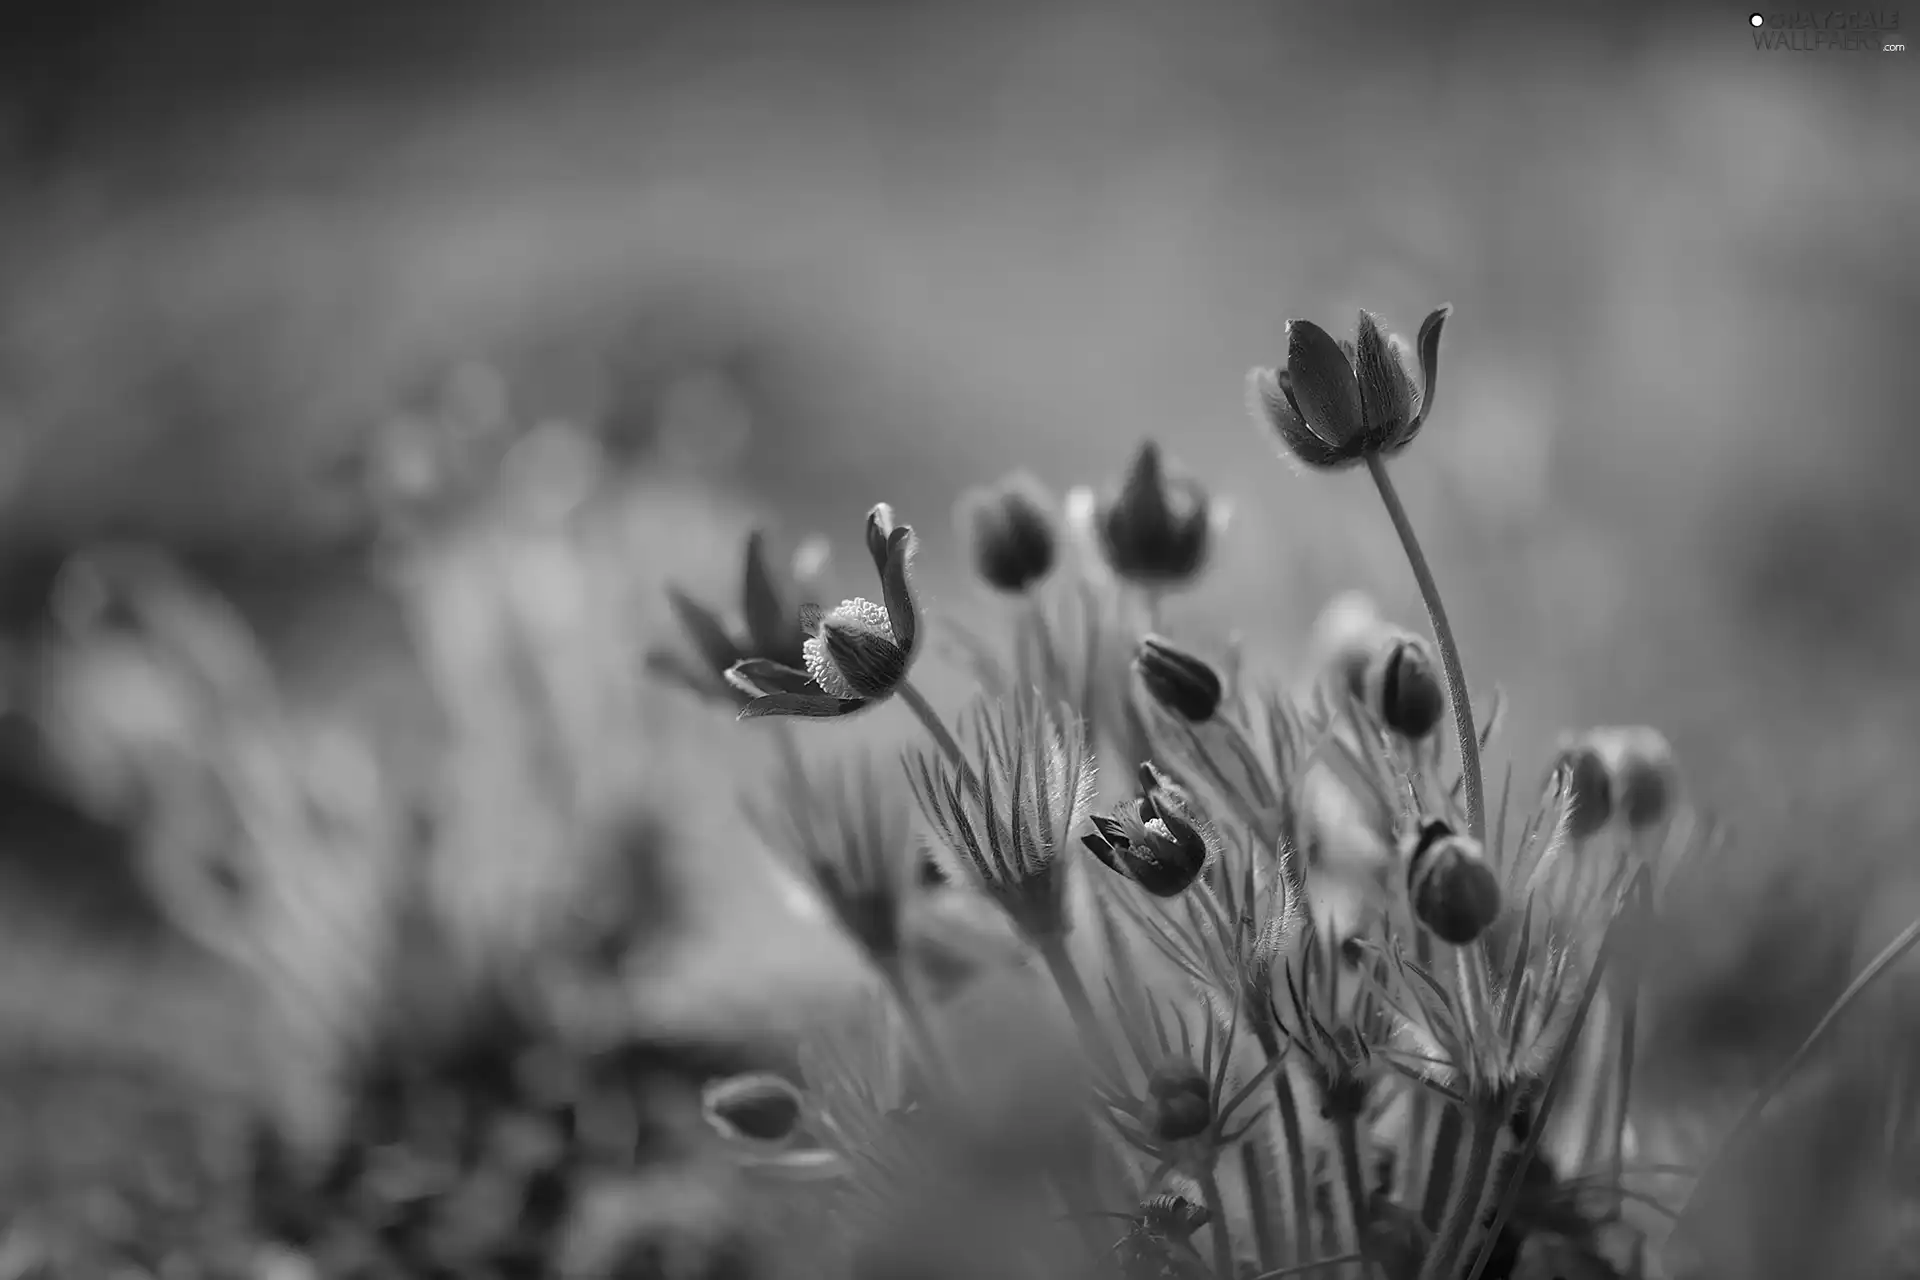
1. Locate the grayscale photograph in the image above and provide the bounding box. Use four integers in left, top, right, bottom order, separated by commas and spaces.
0, 2, 1913, 1276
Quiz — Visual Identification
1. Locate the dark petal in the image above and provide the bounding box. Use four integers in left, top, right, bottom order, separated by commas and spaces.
1284, 319, 1365, 449
865, 503, 899, 578
1116, 441, 1172, 538
1407, 304, 1451, 434
726, 658, 817, 697
738, 691, 869, 720
666, 585, 744, 677
1087, 813, 1130, 846
739, 530, 792, 661
1248, 366, 1351, 471
1353, 311, 1414, 448
1082, 832, 1125, 875
877, 523, 919, 657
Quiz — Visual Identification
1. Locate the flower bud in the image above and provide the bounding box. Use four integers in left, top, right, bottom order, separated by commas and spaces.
1367, 633, 1445, 740
1404, 819, 1501, 946
701, 1072, 805, 1148
1138, 1193, 1212, 1243
1144, 1063, 1213, 1142
1082, 764, 1210, 898
1088, 440, 1216, 588
1551, 739, 1614, 841
959, 472, 1057, 594
1612, 727, 1678, 831
1134, 635, 1224, 723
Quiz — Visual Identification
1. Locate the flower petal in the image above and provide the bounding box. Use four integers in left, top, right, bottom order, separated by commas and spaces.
726, 658, 817, 697
1247, 366, 1350, 471
739, 530, 792, 661
865, 503, 899, 578
1284, 319, 1365, 449
1353, 311, 1413, 446
878, 523, 919, 657
738, 691, 869, 720
666, 585, 743, 676
1409, 304, 1451, 432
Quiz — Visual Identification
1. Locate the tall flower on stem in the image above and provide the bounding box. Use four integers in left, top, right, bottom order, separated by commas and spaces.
1248, 305, 1486, 847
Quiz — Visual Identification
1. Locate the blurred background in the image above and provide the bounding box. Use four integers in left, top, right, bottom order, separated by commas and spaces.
0, 0, 1917, 1269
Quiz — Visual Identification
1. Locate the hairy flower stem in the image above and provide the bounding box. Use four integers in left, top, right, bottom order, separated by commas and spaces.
897, 677, 983, 799
1419, 1107, 1500, 1280
1252, 1020, 1315, 1264
1365, 456, 1485, 845
1334, 1112, 1377, 1279
1198, 1166, 1236, 1277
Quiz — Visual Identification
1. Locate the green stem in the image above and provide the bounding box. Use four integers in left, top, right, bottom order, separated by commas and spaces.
898, 677, 982, 798
1334, 1111, 1377, 1279
1419, 1107, 1499, 1280
1364, 455, 1484, 845
1253, 1021, 1315, 1265
1199, 1165, 1237, 1279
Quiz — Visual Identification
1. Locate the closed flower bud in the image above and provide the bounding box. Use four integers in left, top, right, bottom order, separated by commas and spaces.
1248, 306, 1450, 470
1404, 819, 1501, 945
701, 1072, 805, 1148
1611, 727, 1678, 831
959, 471, 1057, 593
1143, 1063, 1213, 1142
1134, 635, 1224, 723
1366, 632, 1445, 739
1082, 764, 1210, 898
1085, 440, 1217, 589
1551, 738, 1614, 841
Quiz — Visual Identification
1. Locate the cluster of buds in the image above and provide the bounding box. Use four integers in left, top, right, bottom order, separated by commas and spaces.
1552, 725, 1681, 840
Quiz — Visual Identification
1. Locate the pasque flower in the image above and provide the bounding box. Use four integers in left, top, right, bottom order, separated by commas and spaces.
1366, 631, 1446, 741
727, 504, 920, 719
1404, 818, 1501, 946
649, 528, 824, 706
1133, 635, 1224, 724
1082, 762, 1211, 899
959, 471, 1058, 594
1072, 440, 1220, 589
1248, 306, 1451, 470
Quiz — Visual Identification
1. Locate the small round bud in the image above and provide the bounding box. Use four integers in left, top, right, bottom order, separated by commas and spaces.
1367, 633, 1445, 739
1134, 635, 1224, 723
1144, 1064, 1213, 1142
1404, 819, 1501, 946
1551, 739, 1614, 841
1613, 727, 1678, 831
960, 472, 1057, 594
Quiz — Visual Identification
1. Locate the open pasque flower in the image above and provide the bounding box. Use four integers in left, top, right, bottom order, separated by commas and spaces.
1082, 763, 1211, 899
649, 527, 825, 706
727, 504, 920, 719
1248, 306, 1451, 470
